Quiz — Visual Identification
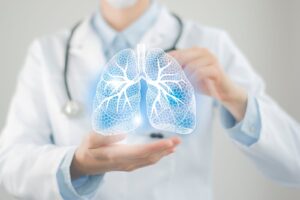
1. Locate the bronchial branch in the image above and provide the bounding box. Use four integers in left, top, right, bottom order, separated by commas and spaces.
92, 44, 196, 135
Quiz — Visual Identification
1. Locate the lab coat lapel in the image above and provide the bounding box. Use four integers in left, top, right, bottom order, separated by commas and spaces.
69, 14, 106, 72
140, 6, 181, 50
68, 6, 179, 69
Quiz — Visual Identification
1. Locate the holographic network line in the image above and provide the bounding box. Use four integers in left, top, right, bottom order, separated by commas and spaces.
92, 44, 196, 135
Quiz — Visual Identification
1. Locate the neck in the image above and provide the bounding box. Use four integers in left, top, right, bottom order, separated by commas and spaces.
100, 0, 150, 31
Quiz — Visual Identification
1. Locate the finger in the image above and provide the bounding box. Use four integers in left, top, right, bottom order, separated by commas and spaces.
110, 138, 177, 160
196, 66, 217, 79
205, 79, 221, 99
169, 49, 200, 65
130, 137, 180, 158
141, 136, 180, 155
169, 48, 207, 66
130, 148, 175, 171
90, 136, 180, 162
124, 139, 173, 158
169, 136, 181, 146
184, 57, 214, 74
86, 132, 127, 149
128, 137, 180, 160
151, 145, 176, 160
186, 66, 217, 84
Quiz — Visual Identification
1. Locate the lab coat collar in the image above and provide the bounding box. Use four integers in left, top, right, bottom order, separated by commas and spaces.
139, 5, 181, 50
70, 3, 179, 60
119, 0, 162, 47
69, 14, 106, 70
92, 0, 161, 51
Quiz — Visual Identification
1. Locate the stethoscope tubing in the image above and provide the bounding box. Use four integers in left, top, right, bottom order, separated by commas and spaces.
63, 13, 183, 117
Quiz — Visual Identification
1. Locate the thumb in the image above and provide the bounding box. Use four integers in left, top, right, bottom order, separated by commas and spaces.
85, 132, 127, 149
206, 79, 220, 100
168, 50, 178, 58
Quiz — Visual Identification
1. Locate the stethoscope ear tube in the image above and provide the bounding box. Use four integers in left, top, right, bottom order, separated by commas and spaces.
64, 21, 82, 102
62, 13, 183, 117
164, 13, 183, 52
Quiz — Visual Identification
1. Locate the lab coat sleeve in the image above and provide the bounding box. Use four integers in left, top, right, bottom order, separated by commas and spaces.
220, 94, 261, 146
57, 147, 103, 199
216, 31, 300, 186
0, 40, 76, 199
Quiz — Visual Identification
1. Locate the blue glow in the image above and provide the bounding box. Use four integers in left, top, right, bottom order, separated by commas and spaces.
92, 45, 196, 135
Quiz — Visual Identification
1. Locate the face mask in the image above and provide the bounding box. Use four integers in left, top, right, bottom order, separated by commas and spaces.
106, 0, 139, 9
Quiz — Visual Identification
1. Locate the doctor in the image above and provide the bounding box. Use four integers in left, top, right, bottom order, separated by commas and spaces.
1, 0, 300, 199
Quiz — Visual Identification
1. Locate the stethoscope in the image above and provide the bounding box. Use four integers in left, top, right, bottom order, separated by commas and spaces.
62, 13, 183, 120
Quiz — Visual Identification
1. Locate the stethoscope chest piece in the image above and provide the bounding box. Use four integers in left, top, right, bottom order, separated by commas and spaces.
62, 100, 82, 118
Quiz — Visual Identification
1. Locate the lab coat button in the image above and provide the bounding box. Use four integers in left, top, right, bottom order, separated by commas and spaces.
249, 125, 256, 132
150, 132, 164, 139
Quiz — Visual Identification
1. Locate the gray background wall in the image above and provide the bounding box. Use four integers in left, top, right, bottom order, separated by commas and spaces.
0, 0, 300, 199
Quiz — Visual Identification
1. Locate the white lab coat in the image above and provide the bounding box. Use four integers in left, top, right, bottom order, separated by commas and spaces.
1, 6, 300, 200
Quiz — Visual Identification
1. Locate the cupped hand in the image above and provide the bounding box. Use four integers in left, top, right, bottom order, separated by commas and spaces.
70, 132, 180, 180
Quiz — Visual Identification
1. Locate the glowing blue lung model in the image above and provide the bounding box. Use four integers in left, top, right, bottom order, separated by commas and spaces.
92, 44, 196, 135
